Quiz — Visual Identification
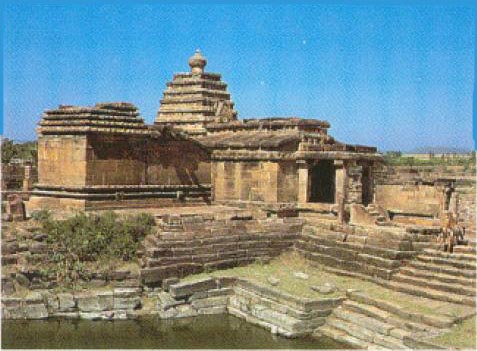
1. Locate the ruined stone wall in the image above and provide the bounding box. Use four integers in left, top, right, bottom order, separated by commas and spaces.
37, 135, 88, 187
374, 164, 476, 236
374, 184, 442, 217
140, 215, 303, 286
1, 164, 38, 190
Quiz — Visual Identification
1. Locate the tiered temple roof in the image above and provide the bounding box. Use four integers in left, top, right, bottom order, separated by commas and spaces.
195, 117, 379, 161
155, 50, 238, 135
37, 102, 153, 136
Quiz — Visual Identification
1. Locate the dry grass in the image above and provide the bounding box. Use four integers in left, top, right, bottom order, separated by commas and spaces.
430, 316, 477, 349
185, 252, 474, 319
186, 251, 373, 298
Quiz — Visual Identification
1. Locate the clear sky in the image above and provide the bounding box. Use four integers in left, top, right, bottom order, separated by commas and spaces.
2, 1, 475, 151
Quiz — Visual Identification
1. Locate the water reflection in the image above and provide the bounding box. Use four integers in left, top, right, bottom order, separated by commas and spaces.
2, 315, 347, 349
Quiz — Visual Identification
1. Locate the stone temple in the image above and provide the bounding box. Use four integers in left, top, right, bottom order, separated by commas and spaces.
28, 50, 382, 212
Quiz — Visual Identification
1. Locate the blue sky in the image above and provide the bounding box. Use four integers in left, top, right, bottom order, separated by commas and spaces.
2, 1, 475, 151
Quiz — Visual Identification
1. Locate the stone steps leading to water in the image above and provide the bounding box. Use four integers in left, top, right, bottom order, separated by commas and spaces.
392, 273, 475, 296
422, 248, 477, 263
399, 266, 476, 286
417, 254, 476, 270
382, 280, 475, 307
453, 245, 477, 255
295, 226, 415, 280
316, 287, 466, 350
390, 248, 477, 306
408, 260, 476, 279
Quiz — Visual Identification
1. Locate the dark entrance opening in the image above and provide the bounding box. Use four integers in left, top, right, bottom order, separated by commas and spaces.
362, 166, 373, 206
309, 160, 335, 203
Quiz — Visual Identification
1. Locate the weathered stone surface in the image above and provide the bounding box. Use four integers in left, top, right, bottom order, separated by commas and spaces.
197, 305, 227, 315
162, 277, 179, 292
76, 294, 113, 312
2, 278, 16, 295
190, 296, 228, 310
51, 311, 79, 319
79, 312, 107, 320
110, 270, 130, 280
46, 295, 59, 311
189, 291, 208, 301
6, 194, 26, 221
24, 291, 44, 304
311, 283, 337, 295
169, 277, 216, 299
114, 287, 141, 298
207, 287, 233, 297
293, 272, 309, 280
267, 277, 280, 286
24, 304, 48, 319
157, 292, 185, 311
57, 293, 76, 312
113, 297, 141, 310
174, 304, 199, 319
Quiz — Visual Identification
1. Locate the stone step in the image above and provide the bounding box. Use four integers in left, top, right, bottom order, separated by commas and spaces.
342, 300, 436, 334
327, 314, 406, 349
347, 290, 457, 329
399, 266, 476, 287
302, 234, 416, 260
453, 245, 477, 255
417, 254, 476, 270
409, 260, 476, 279
357, 253, 402, 270
333, 307, 396, 336
422, 248, 477, 263
298, 239, 401, 269
296, 248, 396, 280
315, 325, 372, 349
382, 280, 476, 307
327, 317, 383, 348
411, 242, 442, 251
392, 273, 475, 296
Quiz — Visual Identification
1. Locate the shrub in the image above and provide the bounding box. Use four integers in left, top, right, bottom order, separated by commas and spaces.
30, 209, 52, 222
39, 211, 155, 286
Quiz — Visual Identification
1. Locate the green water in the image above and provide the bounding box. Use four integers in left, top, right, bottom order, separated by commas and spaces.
2, 315, 346, 349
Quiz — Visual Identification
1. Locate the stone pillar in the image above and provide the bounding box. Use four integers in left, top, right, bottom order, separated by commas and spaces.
347, 162, 363, 204
297, 160, 310, 204
22, 163, 32, 193
334, 160, 347, 222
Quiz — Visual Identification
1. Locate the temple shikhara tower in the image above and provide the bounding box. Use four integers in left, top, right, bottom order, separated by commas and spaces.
28, 51, 382, 212
155, 50, 238, 135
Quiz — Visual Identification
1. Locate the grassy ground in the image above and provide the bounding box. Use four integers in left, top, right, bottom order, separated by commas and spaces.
430, 316, 476, 349
185, 252, 473, 319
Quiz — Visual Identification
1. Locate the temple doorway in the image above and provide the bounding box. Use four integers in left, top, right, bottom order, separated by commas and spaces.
362, 165, 373, 206
309, 160, 335, 203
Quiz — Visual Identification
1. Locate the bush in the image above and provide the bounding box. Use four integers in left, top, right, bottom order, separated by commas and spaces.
39, 211, 155, 286
30, 209, 52, 222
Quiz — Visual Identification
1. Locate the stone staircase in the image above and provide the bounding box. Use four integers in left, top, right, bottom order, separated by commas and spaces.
316, 290, 456, 350
295, 222, 418, 280
140, 214, 302, 286
386, 247, 476, 306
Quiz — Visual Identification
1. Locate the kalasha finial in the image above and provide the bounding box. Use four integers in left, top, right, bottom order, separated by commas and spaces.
189, 49, 207, 75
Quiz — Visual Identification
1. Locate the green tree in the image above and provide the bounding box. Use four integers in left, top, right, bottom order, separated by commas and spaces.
1, 138, 16, 163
